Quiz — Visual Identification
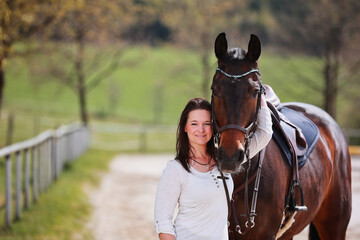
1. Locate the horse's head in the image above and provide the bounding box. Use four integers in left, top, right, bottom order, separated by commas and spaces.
212, 33, 263, 173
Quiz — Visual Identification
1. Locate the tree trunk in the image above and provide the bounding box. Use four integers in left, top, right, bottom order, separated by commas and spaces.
201, 51, 211, 99
323, 22, 343, 120
6, 114, 14, 146
0, 58, 4, 119
323, 53, 339, 120
78, 82, 88, 126
75, 40, 88, 126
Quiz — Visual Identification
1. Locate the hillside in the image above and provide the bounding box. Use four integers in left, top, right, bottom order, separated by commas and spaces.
1, 45, 356, 148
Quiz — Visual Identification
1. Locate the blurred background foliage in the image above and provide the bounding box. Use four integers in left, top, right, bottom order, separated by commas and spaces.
0, 0, 360, 149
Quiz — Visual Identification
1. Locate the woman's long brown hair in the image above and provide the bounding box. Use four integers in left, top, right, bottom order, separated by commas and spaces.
175, 98, 216, 172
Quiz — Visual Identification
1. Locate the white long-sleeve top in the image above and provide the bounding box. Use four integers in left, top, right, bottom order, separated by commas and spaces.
154, 105, 273, 240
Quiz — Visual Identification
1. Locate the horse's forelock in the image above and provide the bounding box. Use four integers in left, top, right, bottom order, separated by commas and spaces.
227, 48, 246, 60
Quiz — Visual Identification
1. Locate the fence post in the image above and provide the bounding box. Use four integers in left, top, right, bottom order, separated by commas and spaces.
139, 126, 147, 153
58, 135, 63, 173
15, 151, 22, 220
32, 146, 38, 203
47, 138, 53, 185
52, 135, 58, 180
39, 142, 44, 193
46, 139, 51, 189
5, 154, 12, 228
24, 148, 30, 209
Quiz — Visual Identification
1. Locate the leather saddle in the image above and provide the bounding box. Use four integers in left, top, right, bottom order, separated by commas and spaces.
264, 85, 320, 168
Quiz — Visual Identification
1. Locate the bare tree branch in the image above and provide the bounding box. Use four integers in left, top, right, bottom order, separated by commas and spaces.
86, 49, 123, 92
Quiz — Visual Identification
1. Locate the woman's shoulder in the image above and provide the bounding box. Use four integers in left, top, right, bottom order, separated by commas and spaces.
165, 159, 185, 171
163, 159, 188, 177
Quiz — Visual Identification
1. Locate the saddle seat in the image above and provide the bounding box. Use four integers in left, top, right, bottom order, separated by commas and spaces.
264, 85, 320, 168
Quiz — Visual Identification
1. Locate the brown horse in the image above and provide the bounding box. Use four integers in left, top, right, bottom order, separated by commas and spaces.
211, 33, 352, 240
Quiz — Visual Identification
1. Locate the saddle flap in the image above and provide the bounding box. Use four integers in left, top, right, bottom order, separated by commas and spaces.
267, 102, 320, 168
280, 120, 307, 156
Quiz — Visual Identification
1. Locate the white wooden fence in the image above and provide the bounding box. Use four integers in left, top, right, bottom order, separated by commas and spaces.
0, 123, 89, 229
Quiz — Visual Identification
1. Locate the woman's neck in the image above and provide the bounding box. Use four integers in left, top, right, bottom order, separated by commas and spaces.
189, 147, 215, 172
190, 145, 208, 159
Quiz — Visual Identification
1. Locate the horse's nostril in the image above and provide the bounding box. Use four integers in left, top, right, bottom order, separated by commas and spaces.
238, 150, 244, 163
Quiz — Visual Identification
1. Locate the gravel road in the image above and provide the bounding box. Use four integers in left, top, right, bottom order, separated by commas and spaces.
88, 154, 360, 240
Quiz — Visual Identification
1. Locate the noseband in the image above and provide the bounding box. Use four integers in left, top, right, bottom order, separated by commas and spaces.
211, 67, 265, 149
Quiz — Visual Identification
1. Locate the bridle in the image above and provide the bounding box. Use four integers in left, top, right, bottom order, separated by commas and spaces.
212, 66, 266, 235
211, 67, 265, 152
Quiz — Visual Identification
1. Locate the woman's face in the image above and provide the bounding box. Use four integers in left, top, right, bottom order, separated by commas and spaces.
185, 109, 212, 148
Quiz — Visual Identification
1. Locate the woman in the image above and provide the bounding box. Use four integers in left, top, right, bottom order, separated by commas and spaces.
154, 96, 272, 240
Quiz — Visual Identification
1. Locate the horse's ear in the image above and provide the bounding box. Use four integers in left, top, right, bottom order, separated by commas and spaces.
215, 32, 228, 62
246, 34, 261, 62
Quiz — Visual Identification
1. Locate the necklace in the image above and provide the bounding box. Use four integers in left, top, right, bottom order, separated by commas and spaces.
191, 156, 212, 169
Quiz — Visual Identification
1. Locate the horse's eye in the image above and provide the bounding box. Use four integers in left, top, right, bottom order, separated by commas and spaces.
212, 87, 219, 96
252, 89, 259, 98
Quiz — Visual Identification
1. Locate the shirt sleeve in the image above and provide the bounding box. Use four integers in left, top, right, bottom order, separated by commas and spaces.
248, 105, 273, 158
154, 161, 182, 237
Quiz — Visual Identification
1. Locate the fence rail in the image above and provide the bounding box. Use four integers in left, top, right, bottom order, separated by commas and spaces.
0, 122, 89, 229
90, 123, 360, 154
90, 123, 177, 152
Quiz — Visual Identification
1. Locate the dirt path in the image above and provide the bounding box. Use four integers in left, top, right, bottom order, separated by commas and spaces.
88, 154, 360, 240
88, 154, 172, 240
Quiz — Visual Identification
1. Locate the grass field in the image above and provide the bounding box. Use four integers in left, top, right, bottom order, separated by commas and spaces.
0, 45, 326, 144
3, 44, 328, 124
2, 44, 358, 148
1, 43, 359, 149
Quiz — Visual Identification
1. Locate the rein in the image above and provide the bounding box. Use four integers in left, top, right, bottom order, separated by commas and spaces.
219, 149, 265, 237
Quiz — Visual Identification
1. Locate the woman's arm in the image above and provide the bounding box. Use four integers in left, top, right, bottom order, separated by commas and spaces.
248, 95, 273, 158
154, 161, 181, 239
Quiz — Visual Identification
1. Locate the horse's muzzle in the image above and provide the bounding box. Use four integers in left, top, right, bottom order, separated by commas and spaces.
217, 146, 245, 173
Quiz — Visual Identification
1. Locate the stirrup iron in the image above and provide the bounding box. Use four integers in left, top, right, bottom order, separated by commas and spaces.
287, 180, 307, 212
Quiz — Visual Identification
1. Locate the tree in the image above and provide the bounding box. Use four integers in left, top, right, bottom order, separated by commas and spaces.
34, 0, 136, 125
0, 0, 60, 118
162, 0, 246, 98
269, 0, 360, 120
